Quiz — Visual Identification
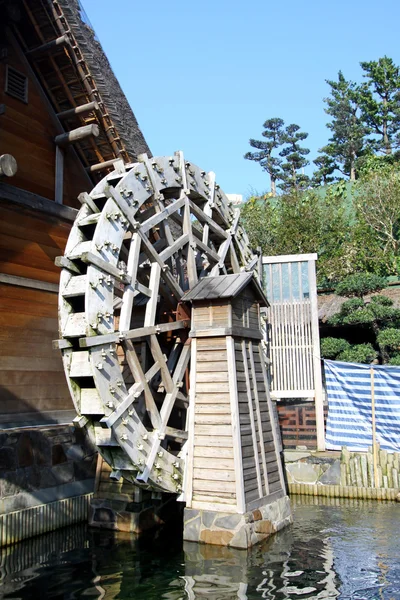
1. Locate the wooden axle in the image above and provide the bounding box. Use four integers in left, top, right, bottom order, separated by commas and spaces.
57, 101, 99, 120
0, 154, 17, 177
55, 124, 99, 147
26, 35, 70, 57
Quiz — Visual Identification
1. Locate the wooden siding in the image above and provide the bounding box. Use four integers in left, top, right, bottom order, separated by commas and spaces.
231, 291, 259, 330
191, 301, 230, 331
236, 339, 284, 505
192, 337, 237, 506
0, 37, 89, 207
0, 203, 70, 284
0, 282, 71, 418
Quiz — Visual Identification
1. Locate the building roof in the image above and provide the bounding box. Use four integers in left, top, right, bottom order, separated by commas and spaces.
182, 272, 269, 306
5, 0, 150, 181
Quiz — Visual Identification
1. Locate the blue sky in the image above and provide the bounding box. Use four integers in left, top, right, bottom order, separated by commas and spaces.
81, 0, 400, 198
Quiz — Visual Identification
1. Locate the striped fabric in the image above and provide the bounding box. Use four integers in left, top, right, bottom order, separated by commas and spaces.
324, 360, 400, 452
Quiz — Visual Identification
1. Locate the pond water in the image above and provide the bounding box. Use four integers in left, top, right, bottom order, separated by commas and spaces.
1, 496, 399, 599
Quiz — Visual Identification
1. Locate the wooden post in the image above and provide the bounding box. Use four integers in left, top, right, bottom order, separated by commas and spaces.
371, 367, 379, 488
55, 124, 99, 147
308, 258, 325, 451
55, 146, 64, 204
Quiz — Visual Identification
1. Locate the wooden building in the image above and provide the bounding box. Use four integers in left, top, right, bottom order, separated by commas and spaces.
0, 0, 149, 543
182, 273, 291, 548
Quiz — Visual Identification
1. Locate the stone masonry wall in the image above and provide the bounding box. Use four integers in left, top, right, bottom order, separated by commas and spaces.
0, 425, 97, 515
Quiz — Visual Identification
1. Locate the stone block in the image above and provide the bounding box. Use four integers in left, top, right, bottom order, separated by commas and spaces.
319, 459, 341, 485
183, 515, 201, 542
229, 526, 249, 549
252, 509, 262, 521
17, 433, 34, 468
52, 463, 74, 484
201, 510, 215, 528
214, 514, 242, 530
254, 519, 272, 535
286, 462, 320, 484
200, 529, 234, 546
0, 447, 16, 470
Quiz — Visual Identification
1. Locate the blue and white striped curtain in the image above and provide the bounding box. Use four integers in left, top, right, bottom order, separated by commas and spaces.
324, 360, 400, 452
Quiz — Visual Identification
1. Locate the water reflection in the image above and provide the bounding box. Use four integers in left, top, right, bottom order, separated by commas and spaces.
1, 498, 399, 599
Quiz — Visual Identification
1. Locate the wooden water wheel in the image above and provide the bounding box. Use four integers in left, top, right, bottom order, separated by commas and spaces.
57, 152, 259, 494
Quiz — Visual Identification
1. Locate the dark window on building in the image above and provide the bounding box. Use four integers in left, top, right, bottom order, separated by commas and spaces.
5, 65, 28, 103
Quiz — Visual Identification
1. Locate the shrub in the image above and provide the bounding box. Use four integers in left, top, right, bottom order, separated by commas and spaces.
377, 328, 400, 351
321, 337, 351, 359
337, 343, 377, 364
334, 273, 387, 297
388, 354, 400, 366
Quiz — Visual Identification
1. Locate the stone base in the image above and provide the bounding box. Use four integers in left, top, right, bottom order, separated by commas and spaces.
183, 495, 292, 549
89, 493, 184, 534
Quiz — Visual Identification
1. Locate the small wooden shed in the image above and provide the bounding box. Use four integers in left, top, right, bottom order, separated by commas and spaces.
182, 273, 290, 548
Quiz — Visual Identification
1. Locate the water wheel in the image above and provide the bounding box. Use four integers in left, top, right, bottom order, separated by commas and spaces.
57, 152, 258, 494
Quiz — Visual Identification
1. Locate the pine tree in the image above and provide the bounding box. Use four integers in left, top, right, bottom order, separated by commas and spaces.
312, 153, 336, 186
357, 56, 400, 155
244, 118, 284, 196
279, 124, 310, 191
323, 71, 366, 180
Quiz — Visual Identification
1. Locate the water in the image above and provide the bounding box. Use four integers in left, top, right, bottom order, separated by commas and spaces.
1, 497, 399, 599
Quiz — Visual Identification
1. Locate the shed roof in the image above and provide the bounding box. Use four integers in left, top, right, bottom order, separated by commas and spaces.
182, 273, 269, 306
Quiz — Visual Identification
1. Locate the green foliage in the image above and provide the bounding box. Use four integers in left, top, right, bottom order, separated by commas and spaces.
337, 343, 377, 364
245, 120, 310, 194
244, 118, 285, 197
357, 56, 400, 154
322, 71, 367, 179
334, 273, 387, 297
279, 124, 310, 192
377, 328, 400, 350
320, 337, 351, 359
353, 170, 400, 274
388, 354, 400, 366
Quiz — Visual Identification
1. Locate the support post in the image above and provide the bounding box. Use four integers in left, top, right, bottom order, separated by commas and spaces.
55, 146, 64, 204
371, 367, 379, 488
308, 258, 326, 451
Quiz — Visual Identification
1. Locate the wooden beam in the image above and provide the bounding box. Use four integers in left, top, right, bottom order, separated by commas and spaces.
0, 154, 17, 177
86, 158, 123, 173
79, 319, 191, 348
55, 124, 99, 147
57, 101, 99, 120
0, 273, 58, 293
26, 35, 70, 57
0, 182, 77, 222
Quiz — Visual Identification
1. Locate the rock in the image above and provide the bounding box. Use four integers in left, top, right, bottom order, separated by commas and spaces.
254, 519, 273, 535
252, 509, 262, 521
395, 492, 400, 502
229, 526, 249, 549
286, 462, 320, 484
199, 529, 234, 546
184, 516, 201, 542
214, 514, 242, 530
319, 459, 341, 485
201, 511, 215, 528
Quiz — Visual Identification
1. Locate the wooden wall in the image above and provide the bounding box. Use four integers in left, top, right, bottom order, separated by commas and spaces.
191, 337, 237, 510
0, 34, 90, 207
0, 203, 74, 422
277, 401, 328, 449
235, 340, 283, 503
